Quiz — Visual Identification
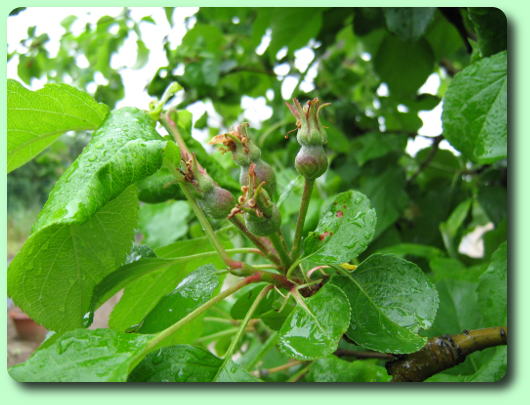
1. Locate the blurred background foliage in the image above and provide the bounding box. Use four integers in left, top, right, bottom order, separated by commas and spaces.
7, 6, 507, 271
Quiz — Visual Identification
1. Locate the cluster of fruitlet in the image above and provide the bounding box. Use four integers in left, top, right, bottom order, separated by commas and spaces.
286, 98, 329, 180
174, 98, 328, 244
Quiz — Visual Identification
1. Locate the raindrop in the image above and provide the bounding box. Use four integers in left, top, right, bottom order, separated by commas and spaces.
82, 311, 94, 328
125, 321, 144, 333
57, 339, 74, 354
151, 349, 165, 365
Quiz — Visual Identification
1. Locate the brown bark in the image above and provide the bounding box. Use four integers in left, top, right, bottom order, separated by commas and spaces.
386, 327, 507, 382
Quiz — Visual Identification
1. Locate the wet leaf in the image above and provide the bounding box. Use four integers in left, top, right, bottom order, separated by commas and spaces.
333, 254, 439, 354
303, 190, 376, 264
137, 265, 219, 345
8, 108, 169, 332
109, 236, 230, 332
129, 345, 260, 382
9, 329, 153, 382
277, 283, 351, 360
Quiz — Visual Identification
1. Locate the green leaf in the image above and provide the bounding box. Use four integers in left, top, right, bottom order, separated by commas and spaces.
333, 254, 439, 354
468, 8, 507, 57
91, 257, 176, 310
353, 8, 385, 36
439, 198, 472, 258
137, 167, 183, 203
268, 8, 322, 57
306, 356, 391, 382
214, 361, 262, 382
425, 11, 466, 61
477, 242, 507, 326
383, 7, 436, 41
352, 133, 408, 166
321, 122, 350, 154
374, 35, 434, 96
133, 39, 149, 69
277, 283, 351, 360
8, 108, 168, 332
360, 167, 409, 238
129, 345, 221, 382
137, 265, 219, 344
442, 51, 507, 164
9, 329, 153, 382
414, 148, 462, 189
128, 345, 260, 382
467, 347, 507, 382
303, 190, 377, 264
109, 236, 229, 332
428, 258, 484, 337
17, 54, 42, 85
378, 243, 445, 260
230, 283, 281, 320
7, 79, 109, 172
138, 200, 190, 248
477, 185, 507, 225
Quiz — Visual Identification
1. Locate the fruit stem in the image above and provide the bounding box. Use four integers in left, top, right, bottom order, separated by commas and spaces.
144, 274, 262, 353
179, 182, 244, 273
229, 216, 282, 267
291, 179, 314, 257
214, 284, 273, 380
269, 232, 292, 271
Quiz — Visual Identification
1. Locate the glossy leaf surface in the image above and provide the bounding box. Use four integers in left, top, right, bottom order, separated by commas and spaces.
303, 190, 376, 264
138, 265, 219, 345
278, 283, 351, 360
8, 108, 168, 332
129, 345, 221, 382
9, 329, 153, 382
109, 236, 229, 331
129, 345, 260, 382
333, 254, 439, 354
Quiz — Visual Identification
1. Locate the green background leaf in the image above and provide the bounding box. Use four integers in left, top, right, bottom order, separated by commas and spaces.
442, 51, 507, 164
306, 356, 391, 382
374, 35, 434, 96
383, 7, 436, 41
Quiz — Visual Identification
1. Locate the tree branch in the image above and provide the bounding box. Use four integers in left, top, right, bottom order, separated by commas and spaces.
407, 135, 443, 183
229, 216, 282, 267
386, 327, 507, 382
334, 349, 396, 361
